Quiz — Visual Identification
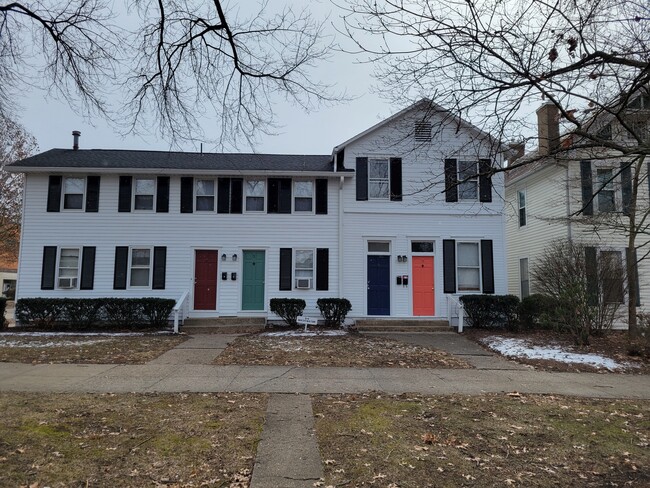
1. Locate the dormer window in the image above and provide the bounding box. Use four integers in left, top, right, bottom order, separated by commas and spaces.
415, 122, 432, 142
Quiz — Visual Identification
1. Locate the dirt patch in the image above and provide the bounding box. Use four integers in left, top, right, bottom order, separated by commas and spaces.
313, 393, 650, 487
465, 329, 649, 374
0, 334, 187, 364
214, 333, 471, 368
0, 392, 267, 487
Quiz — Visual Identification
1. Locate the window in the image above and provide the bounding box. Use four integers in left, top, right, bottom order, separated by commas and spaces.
520, 258, 530, 298
196, 179, 215, 211
624, 120, 649, 142
294, 249, 314, 289
245, 180, 265, 212
597, 124, 612, 140
601, 251, 624, 303
294, 180, 313, 212
368, 241, 390, 253
57, 248, 80, 288
129, 248, 152, 287
63, 177, 84, 210
134, 178, 155, 210
518, 190, 527, 226
458, 161, 478, 200
457, 242, 480, 292
411, 241, 434, 253
415, 122, 432, 142
596, 169, 616, 213
368, 158, 389, 199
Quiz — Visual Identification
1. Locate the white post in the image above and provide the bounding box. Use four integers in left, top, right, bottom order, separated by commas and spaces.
458, 306, 464, 333
173, 310, 179, 334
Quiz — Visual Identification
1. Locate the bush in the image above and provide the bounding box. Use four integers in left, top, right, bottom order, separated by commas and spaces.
0, 297, 6, 329
269, 298, 306, 326
14, 298, 175, 329
317, 298, 352, 327
518, 294, 558, 330
459, 294, 520, 330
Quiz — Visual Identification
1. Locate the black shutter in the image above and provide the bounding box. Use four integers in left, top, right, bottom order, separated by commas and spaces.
218, 178, 231, 213
113, 246, 129, 290
46, 175, 62, 212
180, 177, 193, 213
80, 246, 96, 290
315, 179, 328, 214
85, 176, 100, 212
580, 160, 593, 216
356, 157, 368, 201
118, 176, 132, 212
621, 162, 632, 215
585, 246, 598, 305
41, 246, 57, 290
443, 239, 456, 293
479, 159, 492, 203
626, 248, 641, 306
267, 178, 279, 213
230, 178, 243, 214
390, 157, 402, 201
152, 246, 167, 290
278, 178, 292, 214
279, 248, 292, 291
316, 248, 329, 291
444, 159, 458, 202
480, 240, 495, 294
156, 176, 170, 213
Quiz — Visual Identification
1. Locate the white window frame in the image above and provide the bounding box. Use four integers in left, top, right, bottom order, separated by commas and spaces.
56, 247, 81, 289
519, 257, 530, 298
458, 160, 479, 201
195, 178, 216, 212
595, 168, 618, 214
293, 248, 315, 290
245, 179, 266, 213
456, 241, 481, 293
368, 158, 390, 200
132, 178, 156, 211
518, 190, 527, 227
293, 179, 314, 213
367, 241, 391, 254
62, 177, 86, 211
128, 247, 153, 288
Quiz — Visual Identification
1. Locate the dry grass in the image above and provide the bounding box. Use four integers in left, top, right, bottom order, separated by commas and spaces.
314, 393, 650, 488
0, 334, 187, 364
214, 333, 471, 368
0, 392, 267, 487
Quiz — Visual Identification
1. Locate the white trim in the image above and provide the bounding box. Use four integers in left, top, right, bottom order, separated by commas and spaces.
244, 178, 267, 214
132, 177, 156, 212
128, 246, 153, 289
56, 247, 81, 290
292, 179, 315, 214
293, 248, 315, 290
456, 240, 482, 293
367, 158, 391, 201
10, 167, 350, 177
194, 178, 217, 212
61, 176, 86, 211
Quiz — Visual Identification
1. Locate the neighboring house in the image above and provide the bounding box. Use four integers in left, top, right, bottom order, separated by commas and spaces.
505, 101, 649, 327
8, 100, 507, 324
0, 253, 17, 297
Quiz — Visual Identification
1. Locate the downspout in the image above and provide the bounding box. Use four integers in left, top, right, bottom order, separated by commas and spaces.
338, 175, 345, 299
15, 173, 28, 306
566, 164, 572, 242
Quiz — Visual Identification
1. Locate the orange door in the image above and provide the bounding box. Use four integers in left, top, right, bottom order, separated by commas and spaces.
413, 256, 435, 316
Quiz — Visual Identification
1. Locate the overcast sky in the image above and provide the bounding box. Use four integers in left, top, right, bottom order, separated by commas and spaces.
15, 1, 398, 156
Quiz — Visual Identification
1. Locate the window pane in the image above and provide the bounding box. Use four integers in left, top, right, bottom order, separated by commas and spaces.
64, 194, 83, 209
135, 179, 155, 195
458, 268, 480, 291
295, 269, 314, 279
295, 197, 313, 212
196, 180, 214, 196
457, 243, 479, 266
458, 181, 478, 200
59, 268, 78, 278
411, 241, 434, 253
369, 181, 389, 199
246, 197, 264, 211
458, 161, 477, 180
134, 195, 154, 210
64, 178, 84, 194
368, 242, 390, 253
597, 169, 614, 190
196, 196, 214, 211
246, 180, 265, 198
369, 159, 388, 179
295, 250, 313, 269
518, 191, 525, 208
131, 249, 151, 266
294, 181, 313, 198
130, 269, 150, 287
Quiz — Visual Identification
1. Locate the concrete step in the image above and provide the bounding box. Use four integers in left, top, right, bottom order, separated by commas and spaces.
181, 317, 266, 334
354, 318, 451, 332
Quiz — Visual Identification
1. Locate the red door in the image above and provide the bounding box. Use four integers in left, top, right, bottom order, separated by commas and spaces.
194, 250, 218, 310
413, 256, 435, 316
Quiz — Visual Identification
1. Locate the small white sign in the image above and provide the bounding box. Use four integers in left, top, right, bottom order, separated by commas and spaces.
297, 316, 318, 326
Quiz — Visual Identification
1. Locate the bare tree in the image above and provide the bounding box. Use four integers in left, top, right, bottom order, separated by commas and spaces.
0, 115, 38, 264
0, 1, 337, 146
341, 0, 650, 338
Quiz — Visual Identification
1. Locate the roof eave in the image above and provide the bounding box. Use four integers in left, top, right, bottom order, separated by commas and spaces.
7, 166, 353, 177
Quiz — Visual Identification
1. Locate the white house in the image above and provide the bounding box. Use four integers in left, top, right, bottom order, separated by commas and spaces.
9, 100, 507, 325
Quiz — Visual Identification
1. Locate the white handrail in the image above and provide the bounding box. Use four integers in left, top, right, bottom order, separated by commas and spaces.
446, 295, 465, 333
172, 290, 190, 334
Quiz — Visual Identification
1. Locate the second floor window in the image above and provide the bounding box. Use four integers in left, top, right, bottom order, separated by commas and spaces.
63, 177, 84, 210
458, 161, 478, 200
134, 178, 155, 210
196, 180, 215, 211
246, 180, 265, 211
597, 169, 616, 213
294, 181, 313, 212
369, 158, 389, 199
518, 190, 527, 226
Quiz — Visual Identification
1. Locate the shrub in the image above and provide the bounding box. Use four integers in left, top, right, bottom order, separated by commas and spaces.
459, 294, 520, 330
269, 298, 306, 326
63, 298, 104, 328
317, 298, 352, 327
518, 294, 558, 330
141, 298, 176, 328
0, 297, 6, 329
15, 298, 66, 328
103, 298, 145, 328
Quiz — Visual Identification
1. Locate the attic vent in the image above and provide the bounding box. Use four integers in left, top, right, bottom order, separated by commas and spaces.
414, 122, 432, 142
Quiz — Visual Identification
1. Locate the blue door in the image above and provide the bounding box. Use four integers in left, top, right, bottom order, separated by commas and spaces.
367, 255, 390, 315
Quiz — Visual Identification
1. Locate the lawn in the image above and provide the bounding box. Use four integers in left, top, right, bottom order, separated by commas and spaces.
313, 393, 650, 487
0, 333, 186, 364
0, 392, 267, 487
214, 331, 471, 368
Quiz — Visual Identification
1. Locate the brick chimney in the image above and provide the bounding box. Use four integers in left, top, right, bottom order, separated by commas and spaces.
536, 103, 559, 155
72, 130, 81, 150
507, 140, 526, 164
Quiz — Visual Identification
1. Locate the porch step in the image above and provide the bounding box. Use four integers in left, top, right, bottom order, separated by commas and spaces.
181, 317, 266, 334
354, 319, 451, 332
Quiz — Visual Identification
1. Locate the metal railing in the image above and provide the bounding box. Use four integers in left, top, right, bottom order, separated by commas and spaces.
172, 290, 190, 334
446, 295, 465, 333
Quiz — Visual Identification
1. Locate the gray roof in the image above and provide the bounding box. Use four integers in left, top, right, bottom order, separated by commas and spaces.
8, 148, 342, 173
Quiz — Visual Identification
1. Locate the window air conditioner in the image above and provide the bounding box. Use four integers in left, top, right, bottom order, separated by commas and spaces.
58, 277, 77, 289
295, 278, 312, 289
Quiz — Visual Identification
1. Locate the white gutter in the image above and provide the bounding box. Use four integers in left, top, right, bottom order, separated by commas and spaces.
15, 174, 27, 305
6, 167, 353, 177
338, 176, 345, 299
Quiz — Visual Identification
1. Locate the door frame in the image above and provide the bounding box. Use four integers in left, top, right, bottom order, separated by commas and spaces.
408, 238, 437, 317
240, 248, 268, 312
364, 238, 393, 316
191, 247, 220, 313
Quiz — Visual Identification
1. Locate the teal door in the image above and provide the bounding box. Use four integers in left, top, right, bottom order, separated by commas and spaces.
242, 250, 265, 310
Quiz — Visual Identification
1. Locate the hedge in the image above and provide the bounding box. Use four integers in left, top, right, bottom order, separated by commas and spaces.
459, 294, 520, 330
0, 297, 6, 330
317, 298, 352, 327
518, 294, 558, 330
14, 298, 175, 329
269, 298, 306, 326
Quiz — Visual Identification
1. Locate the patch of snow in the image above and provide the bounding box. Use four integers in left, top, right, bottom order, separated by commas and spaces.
262, 330, 347, 337
0, 332, 151, 337
0, 339, 110, 348
481, 336, 632, 371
